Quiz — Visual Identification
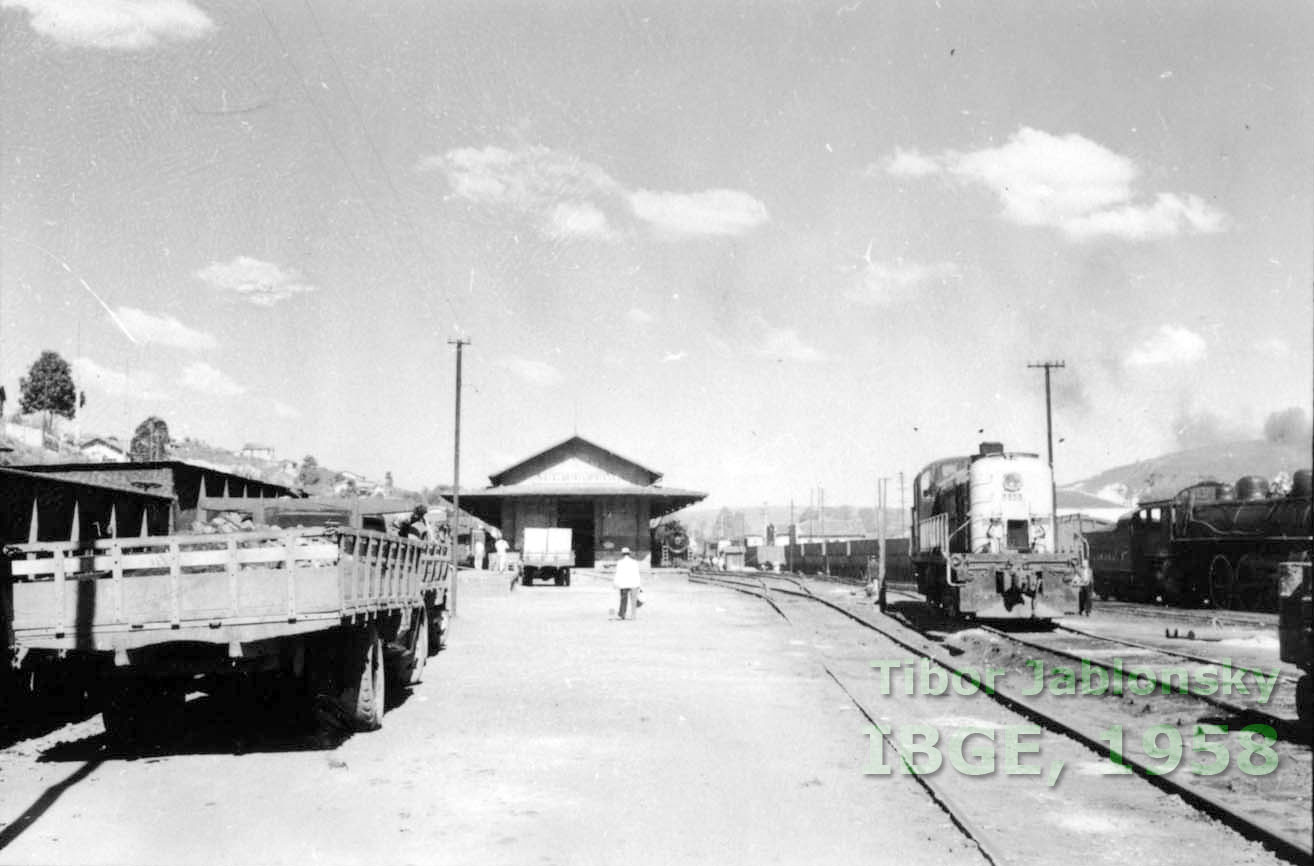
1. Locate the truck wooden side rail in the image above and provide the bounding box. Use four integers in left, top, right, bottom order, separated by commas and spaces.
4, 527, 452, 740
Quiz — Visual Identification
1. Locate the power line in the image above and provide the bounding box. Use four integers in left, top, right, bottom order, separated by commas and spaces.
257, 2, 460, 322
298, 0, 459, 323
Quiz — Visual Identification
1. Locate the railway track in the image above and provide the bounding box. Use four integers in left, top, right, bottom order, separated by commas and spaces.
690, 570, 1313, 865
874, 585, 1303, 727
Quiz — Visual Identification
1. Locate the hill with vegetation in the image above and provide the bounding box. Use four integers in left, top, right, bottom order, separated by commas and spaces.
1064, 438, 1311, 505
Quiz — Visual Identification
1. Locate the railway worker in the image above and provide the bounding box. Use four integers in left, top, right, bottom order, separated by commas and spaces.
395, 504, 430, 540
494, 532, 510, 573
614, 547, 641, 620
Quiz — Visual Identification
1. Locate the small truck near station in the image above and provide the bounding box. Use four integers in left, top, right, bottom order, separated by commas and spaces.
520, 527, 574, 587
3, 495, 453, 742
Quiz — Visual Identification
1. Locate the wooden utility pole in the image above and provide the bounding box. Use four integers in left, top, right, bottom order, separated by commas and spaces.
1027, 360, 1065, 545
877, 476, 889, 611
449, 337, 470, 616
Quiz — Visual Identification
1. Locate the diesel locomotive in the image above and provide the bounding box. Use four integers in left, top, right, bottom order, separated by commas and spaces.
910, 442, 1086, 620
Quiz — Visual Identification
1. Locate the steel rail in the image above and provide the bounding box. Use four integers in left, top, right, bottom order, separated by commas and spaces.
1053, 621, 1301, 687
688, 574, 1005, 866
974, 624, 1297, 737
690, 572, 1313, 865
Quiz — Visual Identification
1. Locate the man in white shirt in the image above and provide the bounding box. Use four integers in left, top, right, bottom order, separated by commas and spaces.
613, 547, 641, 620
494, 534, 510, 572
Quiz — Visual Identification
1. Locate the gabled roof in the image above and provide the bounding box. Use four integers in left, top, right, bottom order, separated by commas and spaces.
488, 435, 662, 487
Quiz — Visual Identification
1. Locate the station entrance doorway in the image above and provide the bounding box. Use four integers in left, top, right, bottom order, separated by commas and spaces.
557, 498, 595, 567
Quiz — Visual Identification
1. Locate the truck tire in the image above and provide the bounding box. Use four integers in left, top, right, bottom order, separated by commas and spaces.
428, 604, 449, 655
406, 606, 428, 686
102, 679, 185, 746
341, 623, 385, 731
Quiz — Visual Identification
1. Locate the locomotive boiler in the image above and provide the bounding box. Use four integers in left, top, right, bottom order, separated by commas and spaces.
1088, 470, 1312, 610
910, 442, 1086, 620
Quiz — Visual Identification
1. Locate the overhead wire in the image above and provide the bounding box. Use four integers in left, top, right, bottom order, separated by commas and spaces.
298, 0, 460, 324
255, 1, 459, 326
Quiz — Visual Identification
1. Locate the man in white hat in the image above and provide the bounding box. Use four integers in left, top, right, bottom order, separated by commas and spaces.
613, 547, 641, 620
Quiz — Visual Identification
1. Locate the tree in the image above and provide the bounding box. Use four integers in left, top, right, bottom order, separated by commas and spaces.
19, 351, 77, 433
130, 416, 171, 462
297, 455, 322, 487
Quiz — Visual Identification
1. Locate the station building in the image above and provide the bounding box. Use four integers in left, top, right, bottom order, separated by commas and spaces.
454, 436, 706, 568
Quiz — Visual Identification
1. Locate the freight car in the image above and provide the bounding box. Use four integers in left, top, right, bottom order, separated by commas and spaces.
1087, 470, 1312, 610
910, 442, 1086, 620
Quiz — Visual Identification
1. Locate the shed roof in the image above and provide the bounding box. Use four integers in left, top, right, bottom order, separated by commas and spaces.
488, 435, 662, 487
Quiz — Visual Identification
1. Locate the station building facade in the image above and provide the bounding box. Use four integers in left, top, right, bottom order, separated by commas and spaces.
455, 436, 706, 568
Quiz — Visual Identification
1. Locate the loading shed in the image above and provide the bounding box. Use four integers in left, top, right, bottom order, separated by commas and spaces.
452, 436, 706, 568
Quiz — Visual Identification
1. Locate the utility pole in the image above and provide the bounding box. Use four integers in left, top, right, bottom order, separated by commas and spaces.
449, 337, 471, 616
1027, 360, 1065, 545
877, 476, 889, 610
898, 470, 905, 537
787, 498, 795, 574
819, 486, 827, 575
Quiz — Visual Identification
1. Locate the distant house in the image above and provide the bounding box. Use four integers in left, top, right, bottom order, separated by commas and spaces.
1056, 488, 1129, 524
333, 470, 375, 497
792, 517, 867, 544
80, 437, 126, 462
239, 443, 275, 461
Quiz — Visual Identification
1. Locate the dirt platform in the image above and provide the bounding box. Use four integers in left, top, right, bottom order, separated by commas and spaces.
0, 570, 986, 866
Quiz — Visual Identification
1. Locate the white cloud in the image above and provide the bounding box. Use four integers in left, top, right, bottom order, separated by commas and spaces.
846, 259, 959, 306
884, 126, 1226, 241
629, 188, 769, 237
752, 320, 825, 363
548, 201, 613, 239
195, 256, 316, 306
1124, 325, 1207, 367
499, 357, 563, 386
271, 399, 301, 419
627, 307, 654, 325
421, 145, 620, 211
1257, 338, 1291, 359
661, 351, 687, 363
1062, 193, 1226, 240
422, 143, 769, 240
72, 355, 164, 398
2, 0, 214, 50
180, 361, 246, 397
115, 306, 217, 350
883, 148, 941, 178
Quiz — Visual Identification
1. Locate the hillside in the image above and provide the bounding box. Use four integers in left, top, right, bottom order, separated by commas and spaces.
1064, 438, 1312, 504
678, 437, 1312, 540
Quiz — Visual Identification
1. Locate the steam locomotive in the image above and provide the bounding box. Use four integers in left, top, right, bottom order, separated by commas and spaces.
1086, 470, 1312, 610
910, 442, 1086, 620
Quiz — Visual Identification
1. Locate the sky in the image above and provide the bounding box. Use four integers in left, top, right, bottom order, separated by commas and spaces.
1, 0, 1311, 509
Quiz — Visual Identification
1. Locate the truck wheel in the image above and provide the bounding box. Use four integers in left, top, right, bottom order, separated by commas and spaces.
406, 606, 428, 686
428, 604, 449, 655
102, 680, 184, 746
341, 623, 385, 731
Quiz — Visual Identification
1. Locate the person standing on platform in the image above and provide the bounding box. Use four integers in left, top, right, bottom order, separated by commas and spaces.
613, 547, 641, 620
494, 533, 510, 572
